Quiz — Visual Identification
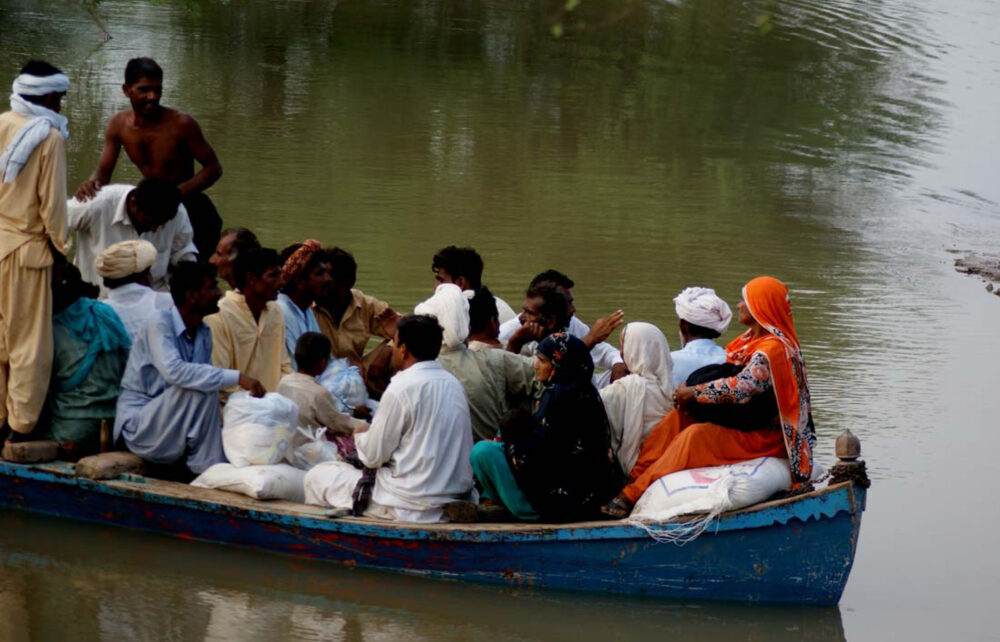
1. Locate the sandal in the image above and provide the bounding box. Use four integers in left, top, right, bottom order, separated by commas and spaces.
599, 494, 633, 520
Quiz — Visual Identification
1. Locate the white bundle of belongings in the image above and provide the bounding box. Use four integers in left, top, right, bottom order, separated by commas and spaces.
318, 357, 371, 415
627, 457, 826, 544
221, 392, 299, 467
291, 426, 342, 471
191, 463, 306, 503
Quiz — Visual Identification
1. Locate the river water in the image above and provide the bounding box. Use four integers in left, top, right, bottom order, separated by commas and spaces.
0, 0, 998, 639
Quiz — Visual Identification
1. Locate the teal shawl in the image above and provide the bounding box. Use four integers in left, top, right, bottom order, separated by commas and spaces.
53, 297, 131, 392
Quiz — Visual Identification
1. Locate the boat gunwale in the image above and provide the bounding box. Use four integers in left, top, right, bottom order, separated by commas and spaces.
1, 459, 862, 542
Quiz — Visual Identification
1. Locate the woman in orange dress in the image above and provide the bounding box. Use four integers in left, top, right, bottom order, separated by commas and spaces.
600, 276, 815, 518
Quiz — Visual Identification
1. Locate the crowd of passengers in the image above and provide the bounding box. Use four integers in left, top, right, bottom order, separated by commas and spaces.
1, 58, 816, 523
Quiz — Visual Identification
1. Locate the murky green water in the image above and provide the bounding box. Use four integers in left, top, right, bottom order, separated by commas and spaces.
1, 0, 998, 638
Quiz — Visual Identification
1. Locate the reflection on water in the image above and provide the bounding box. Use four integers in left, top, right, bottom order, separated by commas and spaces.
0, 511, 845, 641
1, 0, 999, 638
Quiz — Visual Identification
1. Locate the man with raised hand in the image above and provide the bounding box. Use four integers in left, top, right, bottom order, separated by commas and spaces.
0, 60, 70, 446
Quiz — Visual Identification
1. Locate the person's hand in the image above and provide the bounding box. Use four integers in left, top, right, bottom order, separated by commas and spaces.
672, 384, 696, 409
353, 405, 372, 421
507, 322, 545, 353
238, 374, 266, 398
609, 363, 629, 382
582, 310, 624, 347
74, 179, 102, 201
353, 422, 371, 434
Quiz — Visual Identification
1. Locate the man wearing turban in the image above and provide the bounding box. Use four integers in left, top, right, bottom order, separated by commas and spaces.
670, 286, 732, 386
97, 239, 173, 340
0, 60, 70, 446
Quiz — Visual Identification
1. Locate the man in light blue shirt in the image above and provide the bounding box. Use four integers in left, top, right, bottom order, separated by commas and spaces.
115, 262, 265, 474
670, 286, 733, 387
276, 240, 329, 369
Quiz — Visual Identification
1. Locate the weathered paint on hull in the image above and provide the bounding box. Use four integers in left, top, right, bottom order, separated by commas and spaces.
0, 461, 864, 604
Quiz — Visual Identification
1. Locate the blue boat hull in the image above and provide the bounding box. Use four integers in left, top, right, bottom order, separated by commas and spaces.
0, 461, 865, 604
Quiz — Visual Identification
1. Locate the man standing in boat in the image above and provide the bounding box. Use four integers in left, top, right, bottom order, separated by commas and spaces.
0, 60, 69, 447
74, 57, 223, 261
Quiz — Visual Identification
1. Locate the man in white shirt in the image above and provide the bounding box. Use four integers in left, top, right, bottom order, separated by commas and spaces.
670, 286, 732, 386
431, 245, 517, 325
500, 270, 626, 387
67, 177, 196, 296
304, 314, 475, 523
96, 239, 173, 340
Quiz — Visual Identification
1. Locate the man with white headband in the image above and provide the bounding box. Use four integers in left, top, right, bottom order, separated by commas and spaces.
0, 60, 70, 446
670, 286, 732, 386
96, 239, 173, 341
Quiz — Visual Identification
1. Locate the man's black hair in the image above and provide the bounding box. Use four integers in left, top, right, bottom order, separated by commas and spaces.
326, 247, 357, 289
432, 246, 483, 289
125, 57, 163, 84
525, 281, 571, 330
233, 247, 280, 291
131, 177, 181, 224
18, 60, 63, 78
397, 314, 443, 361
295, 332, 332, 372
529, 269, 574, 291
102, 269, 150, 291
469, 286, 498, 335
171, 262, 217, 307
682, 319, 722, 340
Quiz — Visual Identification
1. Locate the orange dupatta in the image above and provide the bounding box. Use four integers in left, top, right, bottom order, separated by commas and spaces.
725, 276, 814, 484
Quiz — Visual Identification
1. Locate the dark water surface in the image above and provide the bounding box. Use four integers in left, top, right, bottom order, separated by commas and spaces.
1, 0, 998, 639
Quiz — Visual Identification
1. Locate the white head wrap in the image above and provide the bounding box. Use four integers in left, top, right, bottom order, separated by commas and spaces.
599, 322, 674, 474
12, 73, 70, 96
673, 286, 732, 334
0, 73, 70, 183
96, 240, 158, 280
414, 283, 470, 350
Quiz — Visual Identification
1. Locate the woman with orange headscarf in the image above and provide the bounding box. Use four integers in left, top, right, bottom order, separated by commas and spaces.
600, 276, 815, 518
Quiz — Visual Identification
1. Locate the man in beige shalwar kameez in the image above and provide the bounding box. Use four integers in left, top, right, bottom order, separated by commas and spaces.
0, 61, 70, 443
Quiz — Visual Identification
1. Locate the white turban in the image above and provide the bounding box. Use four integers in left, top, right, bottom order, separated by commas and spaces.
96, 240, 158, 279
414, 283, 469, 350
673, 286, 732, 334
12, 73, 70, 97
0, 73, 70, 183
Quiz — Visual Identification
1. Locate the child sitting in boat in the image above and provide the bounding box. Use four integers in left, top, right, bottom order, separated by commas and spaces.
277, 332, 368, 447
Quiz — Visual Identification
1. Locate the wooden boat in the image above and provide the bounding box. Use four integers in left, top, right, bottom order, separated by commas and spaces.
0, 451, 867, 605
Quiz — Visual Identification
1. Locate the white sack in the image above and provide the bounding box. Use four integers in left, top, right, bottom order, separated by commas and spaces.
222, 392, 298, 467
317, 358, 368, 414
192, 463, 306, 503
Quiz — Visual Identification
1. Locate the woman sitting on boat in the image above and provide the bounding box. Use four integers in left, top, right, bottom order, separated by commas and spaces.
471, 333, 624, 522
601, 276, 815, 518
598, 322, 675, 475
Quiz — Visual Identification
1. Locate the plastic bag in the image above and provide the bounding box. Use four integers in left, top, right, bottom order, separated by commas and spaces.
222, 392, 298, 467
317, 357, 367, 414
291, 426, 342, 471
192, 463, 306, 502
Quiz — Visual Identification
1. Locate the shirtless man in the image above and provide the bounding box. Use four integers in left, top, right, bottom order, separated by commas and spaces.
75, 57, 223, 260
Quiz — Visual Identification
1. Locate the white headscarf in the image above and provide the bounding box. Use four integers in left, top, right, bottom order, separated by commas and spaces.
414, 283, 470, 351
673, 286, 732, 335
96, 240, 158, 279
0, 73, 70, 183
599, 322, 674, 474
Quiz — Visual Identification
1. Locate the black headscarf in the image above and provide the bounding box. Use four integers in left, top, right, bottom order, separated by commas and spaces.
503, 334, 624, 521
